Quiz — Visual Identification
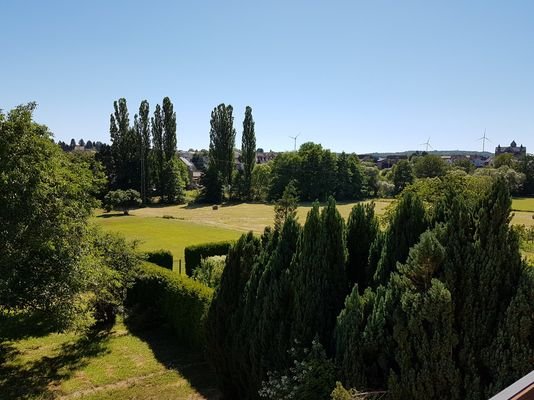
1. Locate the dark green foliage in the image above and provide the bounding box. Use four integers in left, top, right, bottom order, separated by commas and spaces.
206, 233, 262, 398
335, 286, 377, 389
0, 104, 95, 317
413, 154, 448, 178
485, 266, 534, 397
298, 142, 337, 201
336, 153, 364, 200
126, 262, 213, 348
268, 151, 301, 200
244, 217, 302, 395
209, 103, 236, 187
388, 232, 461, 400
392, 159, 414, 194
373, 191, 427, 286
515, 154, 534, 195
87, 229, 141, 325
162, 97, 177, 162
136, 100, 150, 203
184, 241, 234, 276
241, 106, 256, 200
144, 249, 173, 270
292, 198, 348, 349
273, 180, 299, 231
110, 99, 139, 190
151, 103, 164, 195
103, 189, 142, 215
346, 203, 379, 290
161, 158, 185, 204
200, 165, 224, 203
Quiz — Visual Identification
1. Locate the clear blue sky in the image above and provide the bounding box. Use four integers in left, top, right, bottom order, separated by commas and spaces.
2, 0, 534, 153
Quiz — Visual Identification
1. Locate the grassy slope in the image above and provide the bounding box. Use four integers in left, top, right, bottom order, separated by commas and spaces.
0, 315, 219, 400
95, 198, 533, 268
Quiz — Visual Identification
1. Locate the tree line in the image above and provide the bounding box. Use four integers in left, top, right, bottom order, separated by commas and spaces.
207, 175, 534, 399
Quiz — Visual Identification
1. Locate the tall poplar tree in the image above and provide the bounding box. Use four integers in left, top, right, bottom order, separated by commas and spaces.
162, 97, 177, 162
110, 98, 137, 189
151, 104, 164, 195
136, 100, 150, 203
209, 103, 236, 189
241, 106, 256, 200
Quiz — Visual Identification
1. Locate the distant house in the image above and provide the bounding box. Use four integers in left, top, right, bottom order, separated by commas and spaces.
179, 157, 203, 187
256, 150, 277, 164
495, 141, 526, 158
376, 155, 408, 169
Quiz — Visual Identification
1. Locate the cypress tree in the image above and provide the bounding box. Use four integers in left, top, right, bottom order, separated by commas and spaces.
206, 232, 262, 399
388, 231, 461, 400
485, 266, 534, 397
335, 285, 376, 389
251, 216, 301, 389
241, 106, 256, 200
373, 191, 427, 286
346, 202, 379, 290
292, 198, 348, 350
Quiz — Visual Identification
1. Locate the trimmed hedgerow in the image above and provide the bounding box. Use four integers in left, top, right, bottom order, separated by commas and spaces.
184, 241, 234, 276
126, 262, 213, 348
144, 249, 173, 270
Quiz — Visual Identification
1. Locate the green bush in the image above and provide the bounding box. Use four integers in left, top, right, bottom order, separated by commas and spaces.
184, 241, 234, 276
192, 255, 226, 288
126, 262, 213, 348
144, 249, 173, 270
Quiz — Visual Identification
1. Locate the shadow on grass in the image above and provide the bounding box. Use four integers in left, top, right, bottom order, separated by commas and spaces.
0, 313, 112, 400
125, 313, 220, 399
96, 212, 131, 218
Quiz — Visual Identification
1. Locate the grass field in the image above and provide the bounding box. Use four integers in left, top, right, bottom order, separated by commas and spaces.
512, 197, 534, 212
94, 200, 395, 270
94, 198, 533, 270
0, 314, 219, 400
94, 215, 241, 271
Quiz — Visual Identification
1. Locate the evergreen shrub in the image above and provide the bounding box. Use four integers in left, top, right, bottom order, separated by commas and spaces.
126, 262, 213, 348
184, 241, 234, 275
144, 249, 173, 270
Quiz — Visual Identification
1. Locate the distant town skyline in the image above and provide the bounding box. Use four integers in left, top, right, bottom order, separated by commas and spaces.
2, 1, 534, 154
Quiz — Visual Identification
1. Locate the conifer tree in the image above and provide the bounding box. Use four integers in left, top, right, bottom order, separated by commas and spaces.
273, 180, 299, 231
346, 202, 379, 290
292, 198, 347, 350
388, 231, 461, 400
241, 106, 256, 200
373, 191, 427, 286
206, 232, 262, 399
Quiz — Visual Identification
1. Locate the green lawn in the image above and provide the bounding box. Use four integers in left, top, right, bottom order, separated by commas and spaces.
94, 214, 241, 271
512, 197, 534, 212
94, 198, 533, 271
0, 313, 219, 400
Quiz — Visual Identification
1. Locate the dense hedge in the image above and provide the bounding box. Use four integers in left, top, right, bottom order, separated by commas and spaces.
126, 262, 213, 348
184, 241, 234, 276
144, 249, 173, 270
